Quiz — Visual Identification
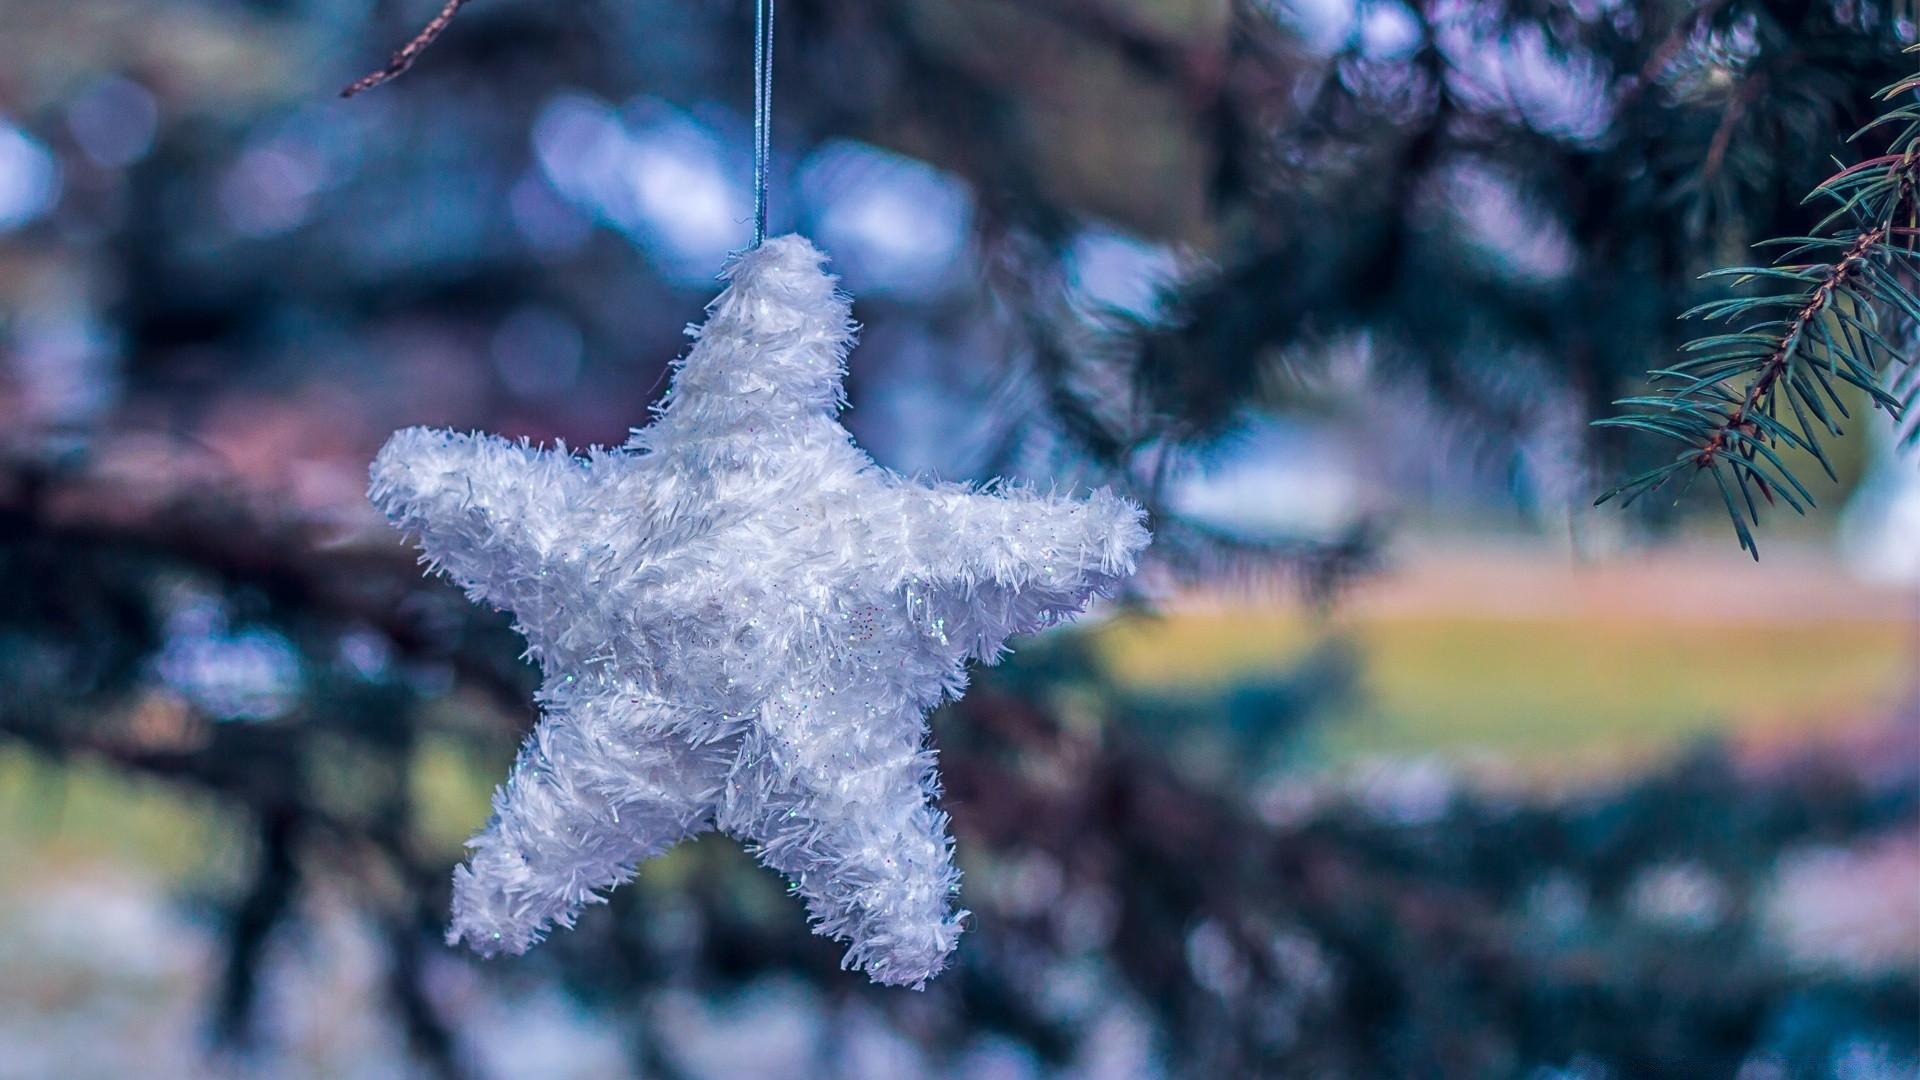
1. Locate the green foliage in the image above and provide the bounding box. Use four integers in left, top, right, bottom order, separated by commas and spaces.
1600, 51, 1920, 556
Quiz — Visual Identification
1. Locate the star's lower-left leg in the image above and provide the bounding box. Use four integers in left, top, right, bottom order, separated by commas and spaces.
449, 690, 730, 956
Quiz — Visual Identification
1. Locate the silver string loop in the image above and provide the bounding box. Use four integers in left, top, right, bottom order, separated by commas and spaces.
752, 0, 775, 247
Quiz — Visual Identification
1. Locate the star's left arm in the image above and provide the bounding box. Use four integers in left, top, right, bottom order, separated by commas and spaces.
878, 478, 1150, 658
369, 427, 587, 605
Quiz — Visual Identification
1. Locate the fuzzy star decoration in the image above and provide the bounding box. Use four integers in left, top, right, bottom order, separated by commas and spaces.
368, 236, 1148, 987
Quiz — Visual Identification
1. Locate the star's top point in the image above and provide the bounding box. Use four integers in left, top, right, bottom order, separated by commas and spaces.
649, 235, 857, 439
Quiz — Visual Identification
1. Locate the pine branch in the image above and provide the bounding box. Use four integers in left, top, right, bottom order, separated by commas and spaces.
1597, 52, 1920, 557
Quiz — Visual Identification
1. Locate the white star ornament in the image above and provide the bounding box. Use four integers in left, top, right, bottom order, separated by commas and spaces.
367, 235, 1149, 987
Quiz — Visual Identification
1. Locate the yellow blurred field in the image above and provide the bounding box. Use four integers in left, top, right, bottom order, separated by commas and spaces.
0, 750, 244, 887
1096, 610, 1913, 765
1098, 541, 1918, 768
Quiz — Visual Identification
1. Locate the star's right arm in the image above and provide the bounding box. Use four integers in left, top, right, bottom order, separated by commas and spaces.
883, 478, 1150, 660
368, 427, 586, 604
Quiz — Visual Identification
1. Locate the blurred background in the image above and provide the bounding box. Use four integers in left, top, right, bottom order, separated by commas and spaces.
0, 0, 1915, 1076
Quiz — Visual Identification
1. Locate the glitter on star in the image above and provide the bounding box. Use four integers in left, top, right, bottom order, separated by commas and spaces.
368, 236, 1149, 987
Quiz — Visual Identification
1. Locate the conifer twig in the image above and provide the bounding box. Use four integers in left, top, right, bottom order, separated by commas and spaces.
1598, 52, 1920, 557
1689, 225, 1885, 475
341, 0, 475, 98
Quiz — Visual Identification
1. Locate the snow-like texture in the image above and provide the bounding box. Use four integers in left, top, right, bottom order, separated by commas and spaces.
368, 236, 1149, 987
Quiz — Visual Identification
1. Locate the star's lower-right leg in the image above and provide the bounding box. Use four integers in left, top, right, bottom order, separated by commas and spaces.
448, 690, 730, 956
722, 701, 966, 988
